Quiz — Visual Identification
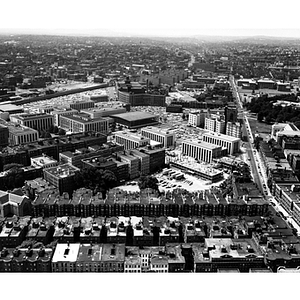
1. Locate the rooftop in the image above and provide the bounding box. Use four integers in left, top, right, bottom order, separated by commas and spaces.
52, 243, 80, 263
203, 131, 240, 142
44, 164, 80, 178
111, 111, 158, 122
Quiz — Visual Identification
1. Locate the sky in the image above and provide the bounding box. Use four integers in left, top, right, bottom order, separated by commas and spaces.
1, 0, 300, 37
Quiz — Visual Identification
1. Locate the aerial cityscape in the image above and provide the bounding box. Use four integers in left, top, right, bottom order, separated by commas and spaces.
1, 31, 300, 275
1, 1, 300, 279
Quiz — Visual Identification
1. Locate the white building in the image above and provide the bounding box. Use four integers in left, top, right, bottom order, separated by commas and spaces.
51, 243, 81, 272
182, 139, 222, 163
7, 124, 39, 146
10, 113, 54, 132
31, 155, 58, 169
150, 255, 168, 273
115, 131, 150, 150
226, 121, 242, 138
188, 111, 206, 127
59, 113, 109, 134
51, 108, 78, 126
204, 113, 225, 134
141, 126, 175, 148
202, 131, 240, 155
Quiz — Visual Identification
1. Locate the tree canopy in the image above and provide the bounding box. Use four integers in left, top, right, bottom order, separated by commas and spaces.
138, 175, 159, 191
74, 167, 118, 197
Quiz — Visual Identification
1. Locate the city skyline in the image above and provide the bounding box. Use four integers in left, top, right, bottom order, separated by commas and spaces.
1, 0, 300, 38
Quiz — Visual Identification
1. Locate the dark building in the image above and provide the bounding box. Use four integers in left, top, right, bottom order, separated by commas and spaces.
0, 125, 9, 148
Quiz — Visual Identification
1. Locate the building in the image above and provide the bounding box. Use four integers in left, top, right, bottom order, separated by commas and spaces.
117, 81, 166, 107
141, 126, 175, 148
80, 107, 126, 119
115, 131, 150, 150
0, 247, 53, 272
182, 140, 223, 163
204, 114, 226, 134
31, 155, 58, 169
169, 161, 223, 183
130, 149, 150, 175
150, 255, 168, 272
165, 244, 185, 272
193, 238, 265, 272
110, 112, 159, 129
0, 190, 31, 217
51, 108, 78, 126
0, 217, 31, 249
116, 153, 140, 179
141, 147, 165, 173
0, 104, 24, 115
273, 183, 300, 227
43, 164, 80, 195
124, 255, 142, 273
0, 124, 9, 147
271, 123, 300, 146
59, 113, 109, 134
188, 111, 206, 128
202, 132, 240, 155
75, 244, 102, 272
7, 124, 39, 146
10, 113, 54, 132
257, 79, 276, 89
100, 244, 125, 272
69, 100, 95, 111
226, 121, 242, 138
52, 243, 80, 272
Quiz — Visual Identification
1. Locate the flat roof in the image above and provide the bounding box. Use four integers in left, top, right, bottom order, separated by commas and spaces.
31, 155, 57, 166
44, 163, 80, 178
61, 113, 109, 123
52, 243, 80, 263
203, 131, 240, 142
77, 244, 102, 262
0, 104, 23, 111
183, 139, 222, 150
101, 244, 125, 262
111, 111, 158, 122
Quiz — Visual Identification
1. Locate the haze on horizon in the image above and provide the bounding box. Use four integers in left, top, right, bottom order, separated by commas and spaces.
1, 0, 300, 38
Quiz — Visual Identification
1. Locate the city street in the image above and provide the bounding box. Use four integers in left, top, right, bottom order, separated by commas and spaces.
230, 76, 300, 235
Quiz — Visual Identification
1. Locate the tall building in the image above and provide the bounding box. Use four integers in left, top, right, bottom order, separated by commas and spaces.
188, 111, 206, 128
202, 132, 240, 155
205, 113, 225, 134
141, 126, 175, 148
59, 113, 109, 134
10, 113, 54, 132
226, 122, 242, 138
182, 140, 222, 163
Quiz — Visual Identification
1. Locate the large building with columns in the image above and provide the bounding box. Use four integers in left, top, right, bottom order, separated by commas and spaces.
202, 132, 240, 155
